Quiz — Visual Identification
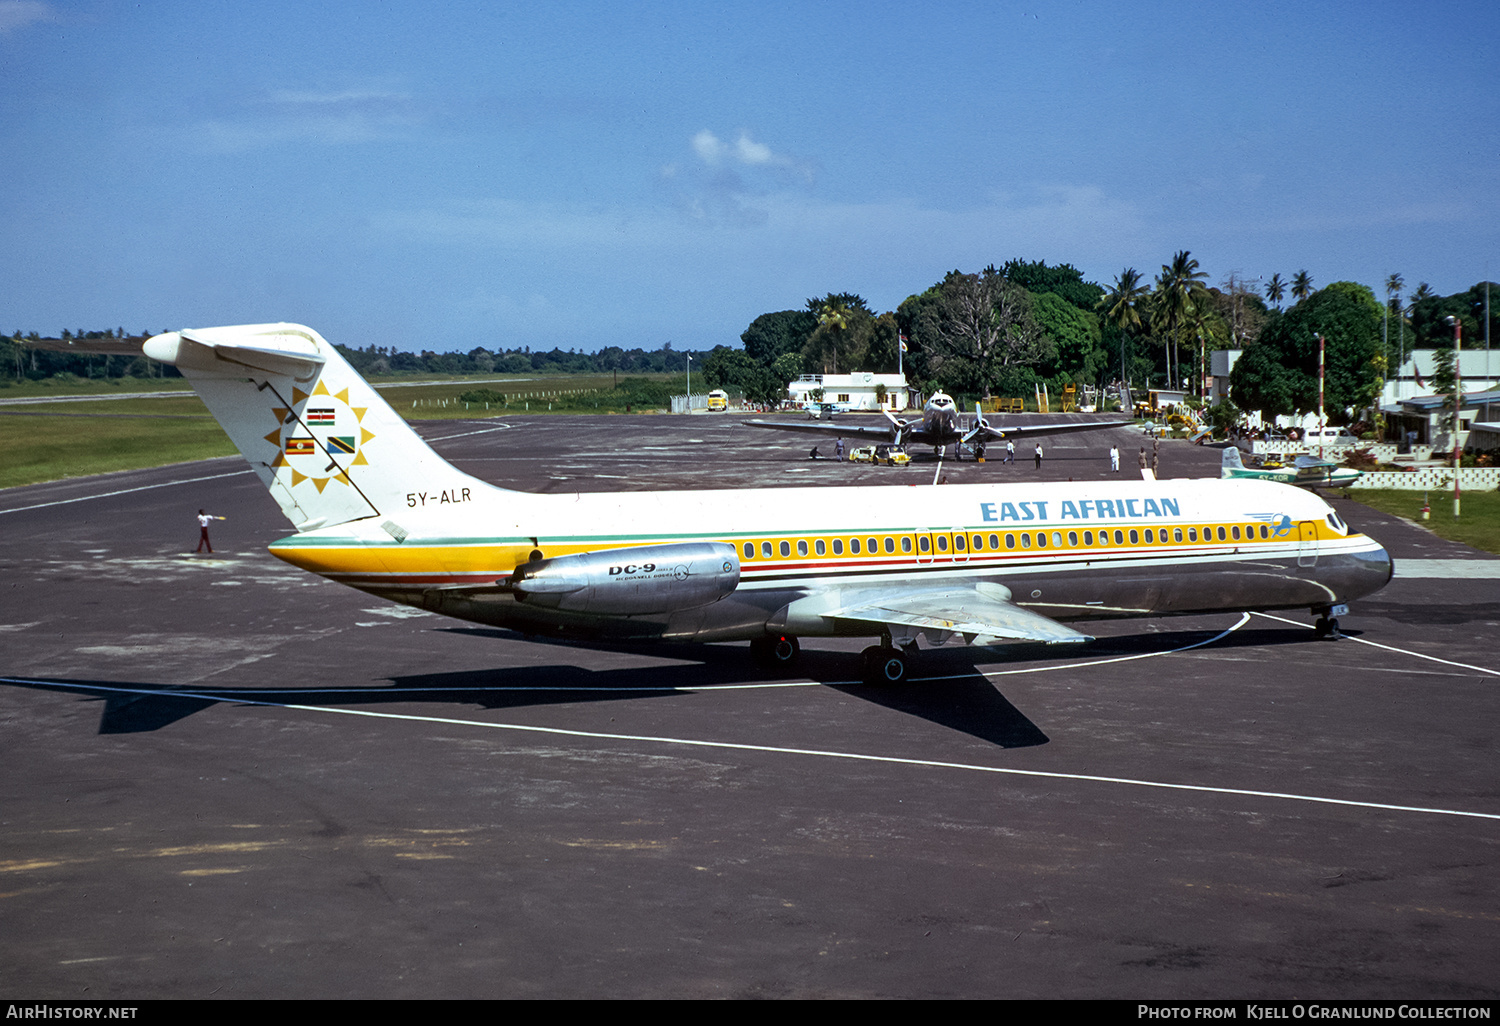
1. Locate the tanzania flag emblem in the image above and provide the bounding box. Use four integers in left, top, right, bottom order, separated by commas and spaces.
285, 438, 317, 456
306, 408, 336, 424
326, 436, 357, 455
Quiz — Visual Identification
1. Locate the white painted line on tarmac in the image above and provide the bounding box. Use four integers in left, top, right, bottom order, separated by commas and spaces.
7, 669, 1497, 823
1252, 611, 1500, 677
1394, 559, 1500, 578
0, 469, 256, 516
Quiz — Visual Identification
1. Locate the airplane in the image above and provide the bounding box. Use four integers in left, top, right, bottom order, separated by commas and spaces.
143, 323, 1393, 684
1221, 446, 1362, 489
745, 393, 1129, 459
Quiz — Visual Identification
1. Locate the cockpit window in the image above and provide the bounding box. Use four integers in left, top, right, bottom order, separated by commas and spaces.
1326, 512, 1347, 534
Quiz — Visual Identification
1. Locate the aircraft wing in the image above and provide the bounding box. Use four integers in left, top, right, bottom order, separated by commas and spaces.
974, 418, 1132, 441
741, 418, 897, 441
813, 583, 1093, 647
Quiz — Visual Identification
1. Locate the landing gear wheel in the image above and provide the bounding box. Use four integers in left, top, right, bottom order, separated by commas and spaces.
752, 634, 800, 670
861, 645, 908, 685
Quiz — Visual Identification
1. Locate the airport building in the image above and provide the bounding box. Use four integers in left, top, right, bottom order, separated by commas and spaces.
785, 372, 910, 411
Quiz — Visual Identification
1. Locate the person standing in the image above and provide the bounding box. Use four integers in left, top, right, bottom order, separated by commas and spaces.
1110, 445, 1120, 473
1034, 443, 1043, 469
196, 509, 224, 553
835, 437, 844, 462
1005, 440, 1015, 464
1138, 447, 1147, 471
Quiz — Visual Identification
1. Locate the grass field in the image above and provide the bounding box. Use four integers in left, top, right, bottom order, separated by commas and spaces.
1351, 487, 1500, 556
0, 373, 675, 488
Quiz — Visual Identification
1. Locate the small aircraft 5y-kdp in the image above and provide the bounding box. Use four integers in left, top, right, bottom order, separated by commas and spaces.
1221, 446, 1363, 489
144, 324, 1392, 683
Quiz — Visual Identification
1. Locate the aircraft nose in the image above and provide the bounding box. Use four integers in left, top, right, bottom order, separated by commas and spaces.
1351, 540, 1394, 598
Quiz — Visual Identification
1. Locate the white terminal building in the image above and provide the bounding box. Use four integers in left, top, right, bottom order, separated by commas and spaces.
1211, 348, 1500, 449
786, 372, 910, 411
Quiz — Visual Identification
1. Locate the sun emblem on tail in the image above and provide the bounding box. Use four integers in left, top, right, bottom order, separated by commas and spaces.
266, 380, 376, 492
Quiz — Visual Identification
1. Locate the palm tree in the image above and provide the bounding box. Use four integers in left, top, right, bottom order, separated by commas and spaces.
1152, 251, 1210, 390
1385, 273, 1405, 377
1097, 268, 1150, 406
1291, 270, 1313, 303
1264, 273, 1286, 310
816, 299, 848, 374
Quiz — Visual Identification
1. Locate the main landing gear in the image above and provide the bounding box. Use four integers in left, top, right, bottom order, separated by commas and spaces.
860, 644, 910, 685
751, 634, 800, 670
751, 634, 916, 685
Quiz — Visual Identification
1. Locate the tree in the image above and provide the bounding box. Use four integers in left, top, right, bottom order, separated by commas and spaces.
740, 309, 816, 367
1291, 270, 1313, 303
1097, 268, 1150, 396
1229, 282, 1383, 421
1385, 272, 1405, 373
1000, 258, 1104, 312
1151, 251, 1210, 389
901, 268, 1050, 398
1264, 273, 1286, 310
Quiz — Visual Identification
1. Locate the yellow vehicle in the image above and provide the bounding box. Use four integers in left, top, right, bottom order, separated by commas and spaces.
848, 445, 878, 463
706, 389, 728, 412
875, 444, 911, 467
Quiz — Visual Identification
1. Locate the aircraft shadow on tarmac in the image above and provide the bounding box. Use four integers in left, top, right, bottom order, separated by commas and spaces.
2, 622, 1331, 746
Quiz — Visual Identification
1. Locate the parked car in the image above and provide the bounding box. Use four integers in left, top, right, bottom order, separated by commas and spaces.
875, 444, 911, 467
848, 445, 878, 463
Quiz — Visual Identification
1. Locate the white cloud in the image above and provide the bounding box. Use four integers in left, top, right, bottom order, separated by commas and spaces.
194, 86, 422, 152
0, 0, 56, 35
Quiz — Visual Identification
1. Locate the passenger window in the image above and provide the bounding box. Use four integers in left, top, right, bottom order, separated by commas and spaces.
901, 536, 912, 553
1217, 527, 1226, 541
1188, 528, 1198, 542
832, 539, 843, 555
1129, 529, 1138, 544
1113, 530, 1124, 545
815, 539, 825, 556
989, 534, 1000, 549
1144, 528, 1154, 543
1260, 525, 1269, 539
797, 540, 808, 556
1083, 531, 1094, 545
1068, 531, 1078, 546
761, 541, 772, 558
1005, 533, 1015, 549
1020, 533, 1031, 549
919, 536, 930, 552
743, 542, 754, 559
850, 538, 861, 554
779, 540, 790, 557
971, 534, 983, 550
870, 537, 879, 551
955, 534, 966, 551
884, 537, 895, 553
1231, 525, 1240, 540
936, 536, 948, 552
1036, 532, 1047, 548
1173, 528, 1183, 542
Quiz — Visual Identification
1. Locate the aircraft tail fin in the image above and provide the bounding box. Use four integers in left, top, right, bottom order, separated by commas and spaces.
1221, 446, 1245, 473
144, 323, 493, 531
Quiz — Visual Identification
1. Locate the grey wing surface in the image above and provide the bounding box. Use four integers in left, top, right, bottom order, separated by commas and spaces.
812, 582, 1093, 647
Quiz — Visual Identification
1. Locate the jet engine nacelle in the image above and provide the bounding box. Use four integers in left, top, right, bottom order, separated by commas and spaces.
511, 542, 740, 615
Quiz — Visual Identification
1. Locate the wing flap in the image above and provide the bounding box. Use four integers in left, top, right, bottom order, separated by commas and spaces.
818, 584, 1093, 646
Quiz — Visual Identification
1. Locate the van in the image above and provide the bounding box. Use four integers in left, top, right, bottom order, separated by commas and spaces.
1303, 427, 1359, 447
706, 389, 728, 412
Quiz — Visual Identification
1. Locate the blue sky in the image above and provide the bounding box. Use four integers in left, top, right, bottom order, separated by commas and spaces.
2, 1, 1496, 353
